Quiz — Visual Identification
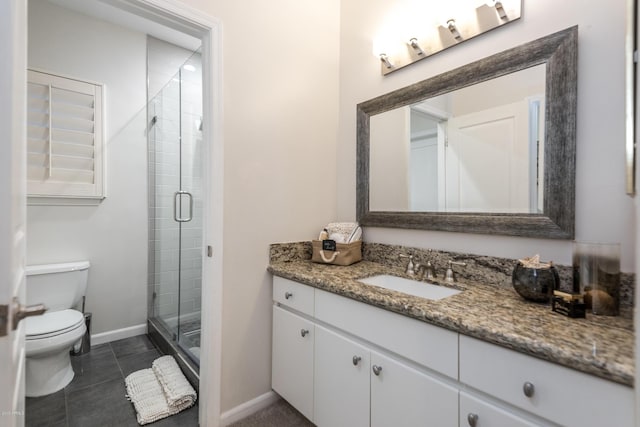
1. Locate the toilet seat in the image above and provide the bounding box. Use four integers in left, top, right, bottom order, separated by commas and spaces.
26, 309, 85, 340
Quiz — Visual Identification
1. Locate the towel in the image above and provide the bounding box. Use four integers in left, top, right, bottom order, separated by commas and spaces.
324, 222, 362, 243
152, 355, 197, 409
125, 356, 197, 425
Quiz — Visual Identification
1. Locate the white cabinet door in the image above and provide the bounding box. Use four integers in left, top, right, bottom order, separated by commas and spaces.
370, 351, 458, 427
460, 392, 544, 427
314, 325, 370, 427
272, 306, 314, 422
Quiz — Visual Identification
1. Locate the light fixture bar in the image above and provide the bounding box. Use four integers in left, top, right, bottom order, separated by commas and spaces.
379, 53, 393, 69
408, 38, 424, 56
446, 19, 463, 41
379, 0, 522, 75
490, 0, 508, 20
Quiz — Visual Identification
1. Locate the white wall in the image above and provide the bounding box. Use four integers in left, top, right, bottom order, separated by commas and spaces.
338, 0, 635, 272
27, 0, 148, 334
178, 0, 341, 412
370, 107, 410, 210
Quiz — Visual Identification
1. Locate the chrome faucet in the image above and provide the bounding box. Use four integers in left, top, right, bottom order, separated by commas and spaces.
421, 260, 437, 280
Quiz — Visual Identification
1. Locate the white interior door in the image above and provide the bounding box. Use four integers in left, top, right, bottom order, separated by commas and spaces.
0, 1, 28, 426
446, 101, 529, 212
409, 137, 439, 211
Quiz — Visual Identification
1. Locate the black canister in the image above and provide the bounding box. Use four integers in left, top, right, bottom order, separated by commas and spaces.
512, 261, 560, 303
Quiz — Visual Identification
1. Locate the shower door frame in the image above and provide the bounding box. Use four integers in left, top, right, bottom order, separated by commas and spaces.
114, 1, 223, 425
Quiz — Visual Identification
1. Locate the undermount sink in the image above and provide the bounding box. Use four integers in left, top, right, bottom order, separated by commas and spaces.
358, 274, 461, 300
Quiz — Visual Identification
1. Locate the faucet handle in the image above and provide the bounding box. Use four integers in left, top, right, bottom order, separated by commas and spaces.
445, 260, 467, 282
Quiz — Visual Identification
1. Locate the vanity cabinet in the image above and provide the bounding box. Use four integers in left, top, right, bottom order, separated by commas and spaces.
272, 276, 634, 427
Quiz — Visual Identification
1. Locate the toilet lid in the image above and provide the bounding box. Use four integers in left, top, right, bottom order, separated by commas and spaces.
26, 309, 85, 340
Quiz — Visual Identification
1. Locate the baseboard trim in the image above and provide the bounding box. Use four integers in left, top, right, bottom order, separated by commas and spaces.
220, 391, 280, 426
91, 323, 147, 346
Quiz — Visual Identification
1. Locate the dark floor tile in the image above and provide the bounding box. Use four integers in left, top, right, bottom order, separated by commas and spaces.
25, 389, 66, 427
151, 403, 199, 427
118, 348, 161, 378
110, 335, 156, 359
67, 377, 138, 427
66, 343, 121, 392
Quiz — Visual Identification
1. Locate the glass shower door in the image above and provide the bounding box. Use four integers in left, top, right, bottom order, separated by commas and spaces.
176, 52, 203, 362
149, 50, 203, 367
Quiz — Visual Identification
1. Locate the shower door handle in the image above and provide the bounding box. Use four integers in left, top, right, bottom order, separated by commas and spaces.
174, 191, 193, 222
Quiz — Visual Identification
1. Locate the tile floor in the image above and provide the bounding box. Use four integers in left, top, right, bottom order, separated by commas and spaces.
25, 335, 199, 427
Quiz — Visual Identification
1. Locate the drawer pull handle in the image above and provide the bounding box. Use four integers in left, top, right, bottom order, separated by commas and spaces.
467, 413, 478, 427
523, 381, 535, 398
300, 329, 309, 337
284, 292, 293, 299
352, 356, 362, 366
372, 365, 382, 376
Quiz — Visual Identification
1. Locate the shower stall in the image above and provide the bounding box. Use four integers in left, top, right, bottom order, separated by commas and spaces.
146, 42, 203, 382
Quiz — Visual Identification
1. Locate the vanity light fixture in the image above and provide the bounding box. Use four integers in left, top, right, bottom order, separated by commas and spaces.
446, 19, 463, 41
408, 38, 425, 56
487, 0, 508, 20
376, 0, 522, 75
379, 53, 394, 69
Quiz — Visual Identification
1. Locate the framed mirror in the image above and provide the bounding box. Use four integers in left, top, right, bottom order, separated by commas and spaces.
357, 26, 577, 239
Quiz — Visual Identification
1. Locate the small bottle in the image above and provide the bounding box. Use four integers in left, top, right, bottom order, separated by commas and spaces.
318, 229, 329, 240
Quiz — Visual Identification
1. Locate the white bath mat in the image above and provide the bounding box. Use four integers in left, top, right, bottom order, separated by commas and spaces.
125, 356, 197, 425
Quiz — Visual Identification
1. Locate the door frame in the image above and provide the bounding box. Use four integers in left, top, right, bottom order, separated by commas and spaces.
30, 0, 224, 424
0, 0, 27, 425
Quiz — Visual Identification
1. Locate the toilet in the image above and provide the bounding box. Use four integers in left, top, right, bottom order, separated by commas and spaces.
25, 261, 90, 397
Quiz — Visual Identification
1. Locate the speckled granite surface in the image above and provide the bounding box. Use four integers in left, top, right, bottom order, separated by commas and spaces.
269, 242, 634, 386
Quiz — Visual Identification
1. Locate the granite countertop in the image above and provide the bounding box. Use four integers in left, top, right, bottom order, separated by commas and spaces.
268, 258, 634, 386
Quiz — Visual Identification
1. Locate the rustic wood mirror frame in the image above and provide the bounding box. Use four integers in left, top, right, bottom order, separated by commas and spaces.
356, 26, 578, 239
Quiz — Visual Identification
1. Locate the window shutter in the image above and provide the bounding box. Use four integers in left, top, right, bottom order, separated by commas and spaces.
27, 70, 104, 199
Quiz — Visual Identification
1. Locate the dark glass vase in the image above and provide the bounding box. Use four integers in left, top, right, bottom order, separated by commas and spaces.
512, 262, 560, 303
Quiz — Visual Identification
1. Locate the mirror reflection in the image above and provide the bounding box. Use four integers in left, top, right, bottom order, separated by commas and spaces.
370, 64, 546, 214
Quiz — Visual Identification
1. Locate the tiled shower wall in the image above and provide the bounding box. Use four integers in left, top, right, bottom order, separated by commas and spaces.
147, 37, 203, 328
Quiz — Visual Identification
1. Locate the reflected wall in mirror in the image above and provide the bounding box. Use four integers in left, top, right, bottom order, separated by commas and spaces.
370, 64, 546, 213
357, 26, 577, 239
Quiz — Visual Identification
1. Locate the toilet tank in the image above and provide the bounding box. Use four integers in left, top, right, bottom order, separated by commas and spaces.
26, 261, 90, 311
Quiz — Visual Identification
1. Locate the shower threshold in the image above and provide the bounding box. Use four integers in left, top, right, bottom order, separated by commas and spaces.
147, 317, 200, 391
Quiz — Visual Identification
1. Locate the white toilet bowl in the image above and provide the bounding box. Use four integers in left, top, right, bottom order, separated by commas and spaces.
25, 309, 86, 397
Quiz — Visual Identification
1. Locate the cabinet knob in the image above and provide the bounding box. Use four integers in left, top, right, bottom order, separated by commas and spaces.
285, 292, 293, 299
352, 356, 362, 366
372, 365, 382, 376
467, 413, 478, 427
523, 381, 535, 398
300, 329, 309, 337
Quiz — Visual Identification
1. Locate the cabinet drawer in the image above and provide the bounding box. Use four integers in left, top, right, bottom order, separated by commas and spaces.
459, 335, 634, 427
460, 391, 543, 427
273, 276, 314, 315
315, 289, 458, 379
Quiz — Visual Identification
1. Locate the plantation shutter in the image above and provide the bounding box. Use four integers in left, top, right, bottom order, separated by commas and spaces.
27, 69, 104, 199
